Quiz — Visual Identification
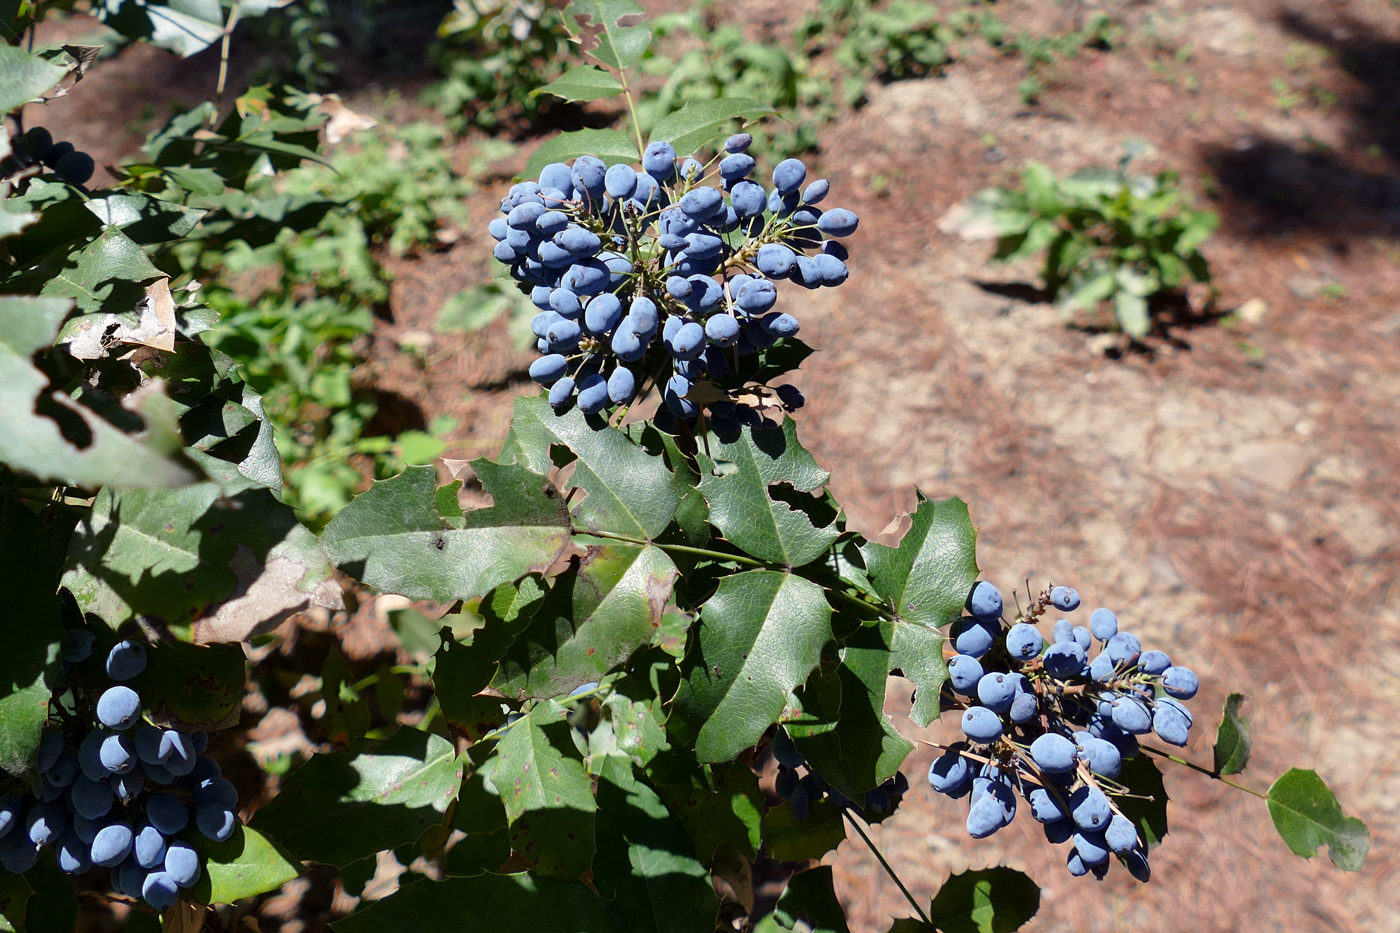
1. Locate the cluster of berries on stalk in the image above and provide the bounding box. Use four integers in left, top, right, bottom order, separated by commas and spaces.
928, 582, 1201, 881
488, 133, 858, 432
0, 631, 240, 911
3, 126, 95, 184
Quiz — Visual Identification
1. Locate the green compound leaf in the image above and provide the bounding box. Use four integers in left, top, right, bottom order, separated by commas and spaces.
321, 461, 571, 603
1266, 768, 1370, 872
0, 43, 69, 113
561, 0, 651, 71
649, 99, 774, 158
492, 700, 597, 878
860, 493, 978, 628
0, 295, 196, 489
759, 796, 847, 862
251, 728, 462, 868
524, 129, 640, 183
0, 498, 63, 783
926, 867, 1039, 933
505, 395, 679, 539
593, 755, 719, 933
494, 544, 677, 700
672, 570, 832, 763
331, 873, 626, 933
193, 825, 303, 905
61, 482, 341, 643
1213, 693, 1251, 776
647, 754, 762, 862
533, 64, 625, 102
698, 419, 839, 567
769, 866, 851, 933
1114, 754, 1169, 850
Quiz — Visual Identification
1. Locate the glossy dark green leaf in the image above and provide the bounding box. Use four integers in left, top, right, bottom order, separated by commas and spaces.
95, 0, 225, 58
771, 866, 851, 933
494, 544, 676, 699
1266, 768, 1369, 872
594, 755, 718, 933
62, 482, 341, 642
0, 498, 62, 782
672, 570, 832, 762
925, 867, 1040, 933
84, 192, 206, 244
1114, 755, 1168, 849
321, 461, 571, 603
505, 395, 678, 539
1213, 693, 1251, 776
534, 64, 625, 102
561, 0, 651, 71
0, 871, 31, 932
0, 43, 69, 113
125, 640, 246, 730
647, 754, 762, 862
649, 99, 774, 157
193, 825, 303, 905
251, 728, 462, 868
890, 620, 947, 728
492, 701, 597, 878
524, 129, 639, 182
332, 873, 626, 933
760, 796, 847, 862
788, 622, 914, 797
698, 419, 839, 567
860, 493, 978, 627
0, 295, 196, 488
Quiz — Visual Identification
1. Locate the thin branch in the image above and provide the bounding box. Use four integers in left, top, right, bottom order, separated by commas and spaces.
1138, 743, 1266, 799
842, 810, 931, 926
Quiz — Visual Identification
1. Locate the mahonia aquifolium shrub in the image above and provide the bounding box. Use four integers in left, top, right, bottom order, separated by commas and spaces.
488, 134, 858, 429
928, 582, 1199, 881
0, 631, 238, 910
3, 126, 96, 185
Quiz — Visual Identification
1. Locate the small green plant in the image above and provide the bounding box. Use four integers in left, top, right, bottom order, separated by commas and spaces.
424, 0, 576, 133
970, 152, 1219, 338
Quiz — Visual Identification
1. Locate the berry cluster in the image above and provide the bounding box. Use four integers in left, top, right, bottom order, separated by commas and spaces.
928, 583, 1201, 881
489, 133, 858, 430
0, 631, 240, 911
3, 126, 95, 185
770, 729, 908, 819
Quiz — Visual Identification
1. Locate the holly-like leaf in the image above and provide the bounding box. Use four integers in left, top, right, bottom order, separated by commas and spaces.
593, 755, 719, 933
771, 866, 851, 933
84, 192, 206, 244
331, 873, 627, 933
672, 570, 832, 762
533, 64, 625, 102
649, 99, 774, 158
759, 797, 847, 862
1213, 693, 1251, 776
890, 620, 947, 728
698, 419, 839, 567
1266, 768, 1369, 872
861, 493, 978, 627
0, 871, 31, 932
524, 129, 640, 183
193, 825, 303, 905
95, 0, 226, 58
647, 754, 762, 863
1114, 755, 1168, 849
492, 701, 597, 878
561, 0, 651, 71
61, 482, 342, 642
925, 867, 1040, 933
505, 395, 679, 539
251, 728, 462, 868
0, 498, 63, 783
321, 461, 571, 603
494, 544, 677, 699
125, 640, 246, 730
788, 622, 914, 798
0, 295, 197, 489
0, 43, 69, 113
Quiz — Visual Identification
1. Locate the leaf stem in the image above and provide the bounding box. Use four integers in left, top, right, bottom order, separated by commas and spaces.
582, 528, 766, 569
212, 0, 242, 127
842, 810, 931, 926
618, 71, 646, 161
1138, 743, 1266, 798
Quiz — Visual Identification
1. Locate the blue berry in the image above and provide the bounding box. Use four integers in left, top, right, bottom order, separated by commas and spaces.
967, 581, 1003, 621
817, 207, 859, 237
1162, 666, 1199, 699
106, 640, 147, 680
947, 654, 983, 694
1029, 733, 1077, 773
1005, 623, 1044, 660
772, 159, 807, 194
961, 706, 1003, 744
